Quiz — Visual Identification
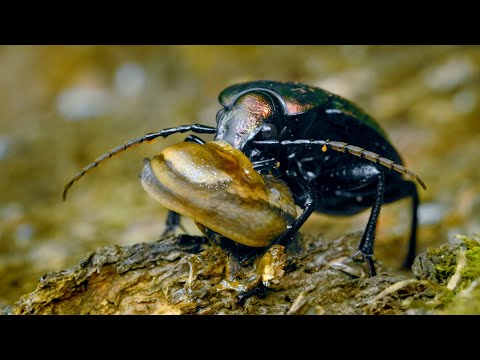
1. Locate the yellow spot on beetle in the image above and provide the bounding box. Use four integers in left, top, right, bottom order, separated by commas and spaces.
322, 144, 327, 152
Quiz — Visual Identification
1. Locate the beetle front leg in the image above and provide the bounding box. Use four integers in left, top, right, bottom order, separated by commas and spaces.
228, 180, 316, 303
162, 210, 182, 235
272, 181, 317, 248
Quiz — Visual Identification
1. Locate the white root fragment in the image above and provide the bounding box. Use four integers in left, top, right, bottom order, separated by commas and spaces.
446, 249, 467, 291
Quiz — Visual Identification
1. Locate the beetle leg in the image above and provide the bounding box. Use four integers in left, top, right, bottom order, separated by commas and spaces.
273, 181, 317, 248
404, 181, 419, 269
252, 158, 281, 176
348, 179, 419, 270
230, 178, 316, 301
263, 159, 317, 249
252, 158, 277, 170
162, 210, 183, 235
236, 283, 269, 306
381, 180, 419, 269
353, 171, 385, 277
182, 134, 206, 145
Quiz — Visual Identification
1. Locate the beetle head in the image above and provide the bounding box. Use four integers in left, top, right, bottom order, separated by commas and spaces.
214, 90, 283, 151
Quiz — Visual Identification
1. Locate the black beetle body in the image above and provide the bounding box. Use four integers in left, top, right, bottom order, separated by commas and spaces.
211, 81, 424, 274
63, 80, 426, 276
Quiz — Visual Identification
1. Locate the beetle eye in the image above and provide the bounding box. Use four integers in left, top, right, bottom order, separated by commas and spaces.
261, 124, 277, 139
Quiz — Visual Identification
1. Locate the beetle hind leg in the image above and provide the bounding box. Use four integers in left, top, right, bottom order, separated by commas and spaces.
383, 180, 419, 269
354, 171, 385, 277
337, 177, 419, 274
403, 181, 419, 269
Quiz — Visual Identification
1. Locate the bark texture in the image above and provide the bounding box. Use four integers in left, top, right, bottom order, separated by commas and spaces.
5, 232, 411, 315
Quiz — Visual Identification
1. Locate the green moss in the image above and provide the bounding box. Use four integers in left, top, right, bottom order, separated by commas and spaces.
440, 281, 480, 315
406, 234, 480, 314
431, 247, 459, 285
446, 235, 480, 292
434, 235, 480, 314
435, 235, 480, 314
462, 246, 480, 280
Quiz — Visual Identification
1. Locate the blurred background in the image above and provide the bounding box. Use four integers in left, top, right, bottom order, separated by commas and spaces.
0, 45, 479, 308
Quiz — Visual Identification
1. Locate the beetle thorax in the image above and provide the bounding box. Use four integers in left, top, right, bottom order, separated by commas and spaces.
214, 92, 274, 149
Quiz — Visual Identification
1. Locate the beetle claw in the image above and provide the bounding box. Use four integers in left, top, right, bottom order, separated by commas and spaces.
236, 282, 269, 306
351, 250, 364, 261
351, 250, 377, 276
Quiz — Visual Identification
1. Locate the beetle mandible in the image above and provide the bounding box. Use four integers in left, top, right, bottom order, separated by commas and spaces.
63, 80, 427, 277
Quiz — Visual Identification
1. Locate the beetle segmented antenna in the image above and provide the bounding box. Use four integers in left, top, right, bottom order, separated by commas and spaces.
62, 124, 217, 201
253, 139, 427, 191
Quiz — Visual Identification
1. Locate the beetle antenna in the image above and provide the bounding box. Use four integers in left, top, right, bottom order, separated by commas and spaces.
63, 124, 216, 201
253, 139, 427, 191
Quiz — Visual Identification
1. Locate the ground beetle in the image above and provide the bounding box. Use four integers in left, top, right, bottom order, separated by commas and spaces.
63, 80, 426, 277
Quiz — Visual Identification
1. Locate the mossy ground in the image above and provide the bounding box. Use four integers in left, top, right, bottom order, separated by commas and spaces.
3, 233, 480, 315
362, 234, 480, 314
